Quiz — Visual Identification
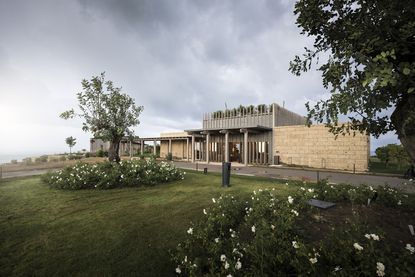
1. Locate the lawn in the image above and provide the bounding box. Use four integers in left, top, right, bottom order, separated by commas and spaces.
369, 157, 411, 176
0, 171, 296, 276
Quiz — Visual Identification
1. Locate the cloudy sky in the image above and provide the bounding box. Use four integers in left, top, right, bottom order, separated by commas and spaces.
0, 0, 398, 157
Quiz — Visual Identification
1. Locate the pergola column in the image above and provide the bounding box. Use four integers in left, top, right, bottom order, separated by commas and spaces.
153, 140, 157, 156
129, 140, 132, 158
168, 139, 172, 154
241, 129, 249, 166
141, 140, 144, 155
206, 133, 210, 164
191, 134, 195, 163
186, 137, 189, 162
224, 131, 229, 162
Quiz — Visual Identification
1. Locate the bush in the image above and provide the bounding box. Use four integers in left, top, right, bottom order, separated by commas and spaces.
68, 155, 83, 160
172, 188, 414, 276
23, 158, 32, 165
59, 156, 67, 162
42, 158, 184, 190
166, 152, 173, 161
35, 155, 48, 163
10, 159, 17, 164
96, 150, 109, 157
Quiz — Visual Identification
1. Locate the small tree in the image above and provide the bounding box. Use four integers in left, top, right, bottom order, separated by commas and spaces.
375, 146, 389, 167
61, 72, 143, 162
65, 136, 77, 155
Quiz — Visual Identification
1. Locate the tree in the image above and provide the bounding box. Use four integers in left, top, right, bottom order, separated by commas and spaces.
290, 0, 415, 169
375, 146, 389, 167
65, 136, 76, 155
61, 73, 143, 162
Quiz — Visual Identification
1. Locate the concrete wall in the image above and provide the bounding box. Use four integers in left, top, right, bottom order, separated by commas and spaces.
273, 104, 307, 126
273, 125, 369, 171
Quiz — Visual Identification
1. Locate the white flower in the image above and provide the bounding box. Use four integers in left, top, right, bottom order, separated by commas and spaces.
226, 275, 233, 277
224, 261, 230, 269
309, 257, 318, 264
175, 266, 181, 274
334, 266, 342, 272
271, 224, 275, 230
365, 234, 371, 239
371, 234, 380, 241
288, 196, 294, 204
187, 228, 193, 235
220, 254, 226, 262
353, 242, 364, 251
291, 209, 299, 216
397, 200, 402, 205
203, 209, 207, 215
308, 188, 314, 193
235, 261, 242, 270
212, 198, 216, 203
215, 238, 219, 243
406, 243, 415, 254
251, 225, 256, 233
376, 262, 385, 276
292, 241, 299, 249
285, 182, 289, 186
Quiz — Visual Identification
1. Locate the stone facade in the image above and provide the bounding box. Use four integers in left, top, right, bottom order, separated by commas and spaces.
273, 125, 370, 171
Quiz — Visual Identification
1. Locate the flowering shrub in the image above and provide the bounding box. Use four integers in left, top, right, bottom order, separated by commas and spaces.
42, 158, 184, 190
173, 188, 415, 276
304, 179, 407, 207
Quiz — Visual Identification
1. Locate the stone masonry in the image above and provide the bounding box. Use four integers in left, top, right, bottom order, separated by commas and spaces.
273, 125, 370, 172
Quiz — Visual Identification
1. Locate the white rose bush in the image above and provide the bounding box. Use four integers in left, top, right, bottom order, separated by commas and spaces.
173, 185, 415, 276
42, 158, 184, 189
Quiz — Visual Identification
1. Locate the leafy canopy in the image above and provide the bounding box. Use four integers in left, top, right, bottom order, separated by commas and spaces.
290, 0, 415, 137
60, 73, 144, 142
65, 136, 76, 148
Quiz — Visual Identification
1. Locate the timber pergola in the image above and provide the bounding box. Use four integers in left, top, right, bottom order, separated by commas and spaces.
185, 125, 271, 166
138, 135, 203, 161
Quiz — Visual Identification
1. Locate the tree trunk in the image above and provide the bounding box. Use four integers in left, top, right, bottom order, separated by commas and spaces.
108, 138, 121, 163
391, 94, 415, 171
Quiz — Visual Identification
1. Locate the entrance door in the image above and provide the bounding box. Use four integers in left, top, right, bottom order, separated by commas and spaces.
229, 142, 241, 163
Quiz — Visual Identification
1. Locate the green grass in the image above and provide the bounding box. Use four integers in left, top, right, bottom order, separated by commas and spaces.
369, 157, 411, 175
0, 171, 295, 276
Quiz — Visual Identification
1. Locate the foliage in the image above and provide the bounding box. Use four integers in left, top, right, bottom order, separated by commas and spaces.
290, 0, 415, 165
173, 186, 414, 276
375, 144, 410, 169
96, 149, 108, 157
42, 158, 184, 190
211, 104, 273, 119
35, 155, 48, 163
166, 152, 173, 161
60, 72, 144, 162
65, 136, 76, 154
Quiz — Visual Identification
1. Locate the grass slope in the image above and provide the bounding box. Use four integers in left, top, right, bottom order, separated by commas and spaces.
0, 171, 294, 276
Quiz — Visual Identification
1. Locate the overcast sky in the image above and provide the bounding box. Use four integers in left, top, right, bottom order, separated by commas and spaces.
0, 0, 399, 157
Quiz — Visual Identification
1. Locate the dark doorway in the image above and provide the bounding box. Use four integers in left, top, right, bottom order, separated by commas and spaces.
229, 142, 241, 162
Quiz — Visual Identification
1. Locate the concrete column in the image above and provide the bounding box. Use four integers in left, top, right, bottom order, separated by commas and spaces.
129, 140, 132, 158
186, 138, 189, 162
225, 131, 229, 162
206, 133, 210, 164
168, 139, 172, 154
191, 135, 195, 163
244, 131, 248, 166
153, 140, 157, 156
141, 140, 144, 155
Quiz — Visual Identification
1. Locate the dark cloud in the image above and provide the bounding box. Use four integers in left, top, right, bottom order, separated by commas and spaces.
0, 0, 398, 155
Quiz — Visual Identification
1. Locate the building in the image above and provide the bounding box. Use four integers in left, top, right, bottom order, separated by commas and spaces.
90, 103, 370, 171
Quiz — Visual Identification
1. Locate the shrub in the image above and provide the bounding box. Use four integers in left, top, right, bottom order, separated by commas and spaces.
42, 158, 184, 190
59, 156, 67, 162
35, 155, 48, 163
166, 152, 173, 161
172, 188, 414, 276
22, 158, 32, 165
10, 159, 17, 164
68, 155, 83, 160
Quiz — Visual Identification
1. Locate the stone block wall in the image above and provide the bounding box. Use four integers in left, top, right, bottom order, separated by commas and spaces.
273, 125, 370, 171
